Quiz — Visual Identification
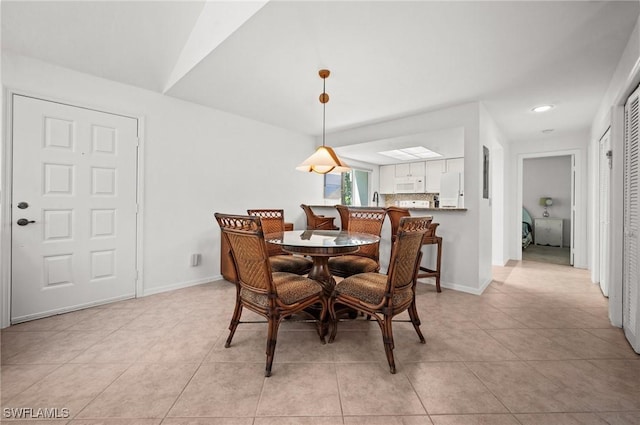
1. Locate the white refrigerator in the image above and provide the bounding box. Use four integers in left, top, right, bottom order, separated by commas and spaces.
440, 172, 463, 208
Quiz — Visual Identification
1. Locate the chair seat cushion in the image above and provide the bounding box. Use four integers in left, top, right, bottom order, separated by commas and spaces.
335, 273, 413, 306
240, 272, 322, 307
269, 255, 312, 275
328, 255, 378, 277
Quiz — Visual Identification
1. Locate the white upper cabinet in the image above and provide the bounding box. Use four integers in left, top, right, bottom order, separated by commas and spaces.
425, 160, 445, 193
446, 157, 464, 173
380, 159, 463, 195
395, 161, 425, 177
379, 164, 396, 194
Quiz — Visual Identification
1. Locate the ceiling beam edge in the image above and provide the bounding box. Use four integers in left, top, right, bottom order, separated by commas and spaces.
163, 0, 269, 94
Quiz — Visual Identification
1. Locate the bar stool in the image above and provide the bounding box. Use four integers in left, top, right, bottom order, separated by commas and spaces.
385, 206, 443, 292
300, 204, 339, 230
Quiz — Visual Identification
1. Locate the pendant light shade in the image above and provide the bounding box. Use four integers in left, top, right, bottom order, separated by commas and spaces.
297, 69, 350, 175
296, 146, 350, 174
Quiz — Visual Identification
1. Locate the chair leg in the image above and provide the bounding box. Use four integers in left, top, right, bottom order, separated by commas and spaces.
328, 299, 338, 343
225, 300, 243, 348
408, 300, 426, 344
435, 238, 442, 293
381, 316, 396, 374
265, 316, 281, 377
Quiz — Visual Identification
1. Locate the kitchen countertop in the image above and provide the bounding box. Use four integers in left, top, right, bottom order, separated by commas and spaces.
307, 205, 467, 211
404, 207, 467, 211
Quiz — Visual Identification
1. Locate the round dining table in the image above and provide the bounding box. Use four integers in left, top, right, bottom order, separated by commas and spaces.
266, 229, 380, 296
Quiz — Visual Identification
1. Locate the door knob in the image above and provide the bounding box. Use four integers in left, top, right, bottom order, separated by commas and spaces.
17, 218, 35, 226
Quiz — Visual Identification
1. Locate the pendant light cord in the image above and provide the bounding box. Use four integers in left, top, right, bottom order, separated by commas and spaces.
322, 77, 326, 147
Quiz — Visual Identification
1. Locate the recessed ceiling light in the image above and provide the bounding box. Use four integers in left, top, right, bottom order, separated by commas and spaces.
379, 146, 442, 161
532, 105, 554, 113
378, 150, 416, 161
542, 129, 554, 134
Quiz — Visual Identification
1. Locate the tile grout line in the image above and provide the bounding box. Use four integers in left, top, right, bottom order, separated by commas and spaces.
331, 361, 346, 425
159, 328, 225, 423
401, 363, 433, 423
460, 360, 515, 417
65, 298, 184, 421
68, 360, 135, 420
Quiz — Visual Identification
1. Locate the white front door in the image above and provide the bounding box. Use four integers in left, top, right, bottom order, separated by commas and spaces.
11, 95, 138, 323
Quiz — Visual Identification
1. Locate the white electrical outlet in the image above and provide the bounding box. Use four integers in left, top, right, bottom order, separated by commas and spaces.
190, 253, 201, 267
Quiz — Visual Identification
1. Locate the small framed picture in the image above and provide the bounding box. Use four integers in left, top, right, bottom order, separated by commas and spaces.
483, 146, 490, 199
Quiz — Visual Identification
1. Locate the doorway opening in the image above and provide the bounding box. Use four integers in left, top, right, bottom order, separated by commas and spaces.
519, 154, 576, 267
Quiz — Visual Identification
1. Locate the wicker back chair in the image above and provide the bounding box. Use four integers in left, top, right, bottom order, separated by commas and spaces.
247, 209, 312, 276
328, 206, 386, 277
300, 204, 338, 230
215, 213, 327, 377
328, 216, 431, 373
385, 206, 442, 292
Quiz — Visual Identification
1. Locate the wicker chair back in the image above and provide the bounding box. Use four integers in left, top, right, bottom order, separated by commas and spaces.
335, 206, 386, 261
216, 213, 273, 294
247, 209, 286, 256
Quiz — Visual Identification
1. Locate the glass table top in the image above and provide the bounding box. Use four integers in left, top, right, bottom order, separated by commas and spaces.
266, 230, 379, 248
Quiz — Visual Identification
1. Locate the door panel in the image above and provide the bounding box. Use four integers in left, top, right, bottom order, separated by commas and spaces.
623, 87, 640, 353
570, 155, 575, 266
11, 95, 138, 322
599, 130, 611, 297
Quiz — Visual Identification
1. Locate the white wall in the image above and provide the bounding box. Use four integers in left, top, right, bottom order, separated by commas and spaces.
1, 52, 322, 303
0, 6, 6, 326
479, 104, 509, 270
507, 131, 589, 268
326, 102, 489, 294
523, 156, 572, 246
491, 145, 507, 265
590, 16, 640, 327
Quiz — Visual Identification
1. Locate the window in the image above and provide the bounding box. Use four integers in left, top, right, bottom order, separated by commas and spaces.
325, 169, 370, 206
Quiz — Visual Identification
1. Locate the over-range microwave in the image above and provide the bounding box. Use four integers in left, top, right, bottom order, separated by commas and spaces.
394, 176, 425, 194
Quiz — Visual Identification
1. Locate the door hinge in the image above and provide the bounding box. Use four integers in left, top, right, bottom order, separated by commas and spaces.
136, 137, 140, 147
606, 150, 613, 169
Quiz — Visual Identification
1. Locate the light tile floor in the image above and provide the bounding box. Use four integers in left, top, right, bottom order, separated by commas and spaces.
2, 260, 639, 425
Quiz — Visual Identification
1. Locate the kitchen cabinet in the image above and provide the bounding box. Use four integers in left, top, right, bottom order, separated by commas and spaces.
446, 157, 464, 173
534, 218, 563, 247
425, 160, 445, 193
379, 165, 396, 194
395, 161, 425, 177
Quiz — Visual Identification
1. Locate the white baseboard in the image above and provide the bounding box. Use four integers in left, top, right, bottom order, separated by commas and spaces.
141, 275, 223, 297
8, 275, 227, 325
478, 276, 493, 294
492, 258, 510, 267
417, 278, 489, 296
10, 293, 136, 324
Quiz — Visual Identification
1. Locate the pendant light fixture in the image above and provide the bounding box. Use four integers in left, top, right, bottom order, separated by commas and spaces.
296, 69, 350, 174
